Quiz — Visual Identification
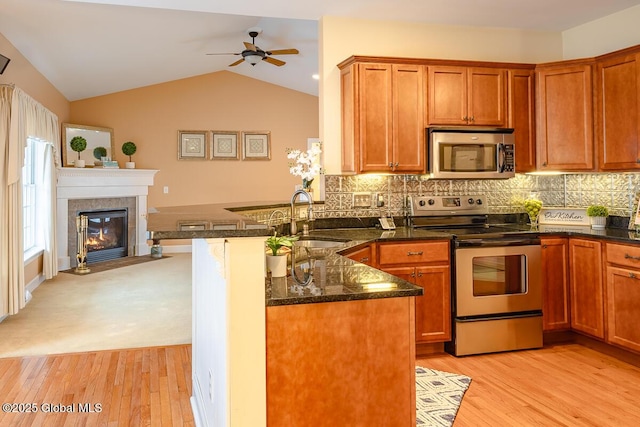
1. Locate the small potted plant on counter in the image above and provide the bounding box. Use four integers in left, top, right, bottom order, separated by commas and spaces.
70, 135, 87, 167
265, 232, 299, 277
122, 141, 137, 169
586, 205, 609, 229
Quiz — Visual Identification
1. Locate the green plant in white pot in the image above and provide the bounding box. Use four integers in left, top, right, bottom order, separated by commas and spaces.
586, 205, 609, 229
70, 136, 87, 167
265, 233, 299, 277
122, 141, 137, 169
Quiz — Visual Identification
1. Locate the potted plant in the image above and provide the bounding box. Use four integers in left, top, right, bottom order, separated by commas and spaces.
586, 205, 609, 229
122, 141, 137, 169
93, 146, 107, 166
70, 135, 87, 167
265, 233, 299, 277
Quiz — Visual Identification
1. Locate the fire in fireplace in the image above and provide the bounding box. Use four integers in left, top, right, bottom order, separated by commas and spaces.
79, 208, 128, 263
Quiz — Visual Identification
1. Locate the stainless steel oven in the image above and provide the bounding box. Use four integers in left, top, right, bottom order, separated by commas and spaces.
408, 195, 543, 356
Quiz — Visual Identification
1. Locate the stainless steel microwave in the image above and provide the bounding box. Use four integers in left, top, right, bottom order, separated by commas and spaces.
427, 127, 515, 179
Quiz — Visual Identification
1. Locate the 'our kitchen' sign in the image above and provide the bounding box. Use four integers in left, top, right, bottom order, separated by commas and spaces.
538, 208, 589, 226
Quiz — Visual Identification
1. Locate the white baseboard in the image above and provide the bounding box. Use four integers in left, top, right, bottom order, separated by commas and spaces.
26, 273, 45, 295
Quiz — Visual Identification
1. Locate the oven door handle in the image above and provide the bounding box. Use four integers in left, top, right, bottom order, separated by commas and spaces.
456, 238, 540, 248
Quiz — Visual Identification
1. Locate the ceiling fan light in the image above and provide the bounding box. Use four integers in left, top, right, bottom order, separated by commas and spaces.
245, 53, 261, 65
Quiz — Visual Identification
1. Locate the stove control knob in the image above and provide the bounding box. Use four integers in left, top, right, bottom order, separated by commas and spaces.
419, 200, 426, 207
428, 199, 435, 205
468, 198, 475, 205
476, 199, 483, 205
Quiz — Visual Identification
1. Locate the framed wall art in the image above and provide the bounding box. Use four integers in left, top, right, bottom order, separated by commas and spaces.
242, 131, 271, 160
178, 130, 208, 160
211, 131, 239, 160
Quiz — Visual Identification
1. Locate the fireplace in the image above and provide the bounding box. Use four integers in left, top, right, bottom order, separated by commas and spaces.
80, 208, 128, 263
56, 168, 158, 270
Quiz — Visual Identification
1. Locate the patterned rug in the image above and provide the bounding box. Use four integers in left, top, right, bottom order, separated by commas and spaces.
416, 366, 472, 426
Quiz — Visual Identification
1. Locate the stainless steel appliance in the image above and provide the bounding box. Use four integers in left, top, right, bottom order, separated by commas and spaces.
408, 195, 543, 356
428, 127, 515, 179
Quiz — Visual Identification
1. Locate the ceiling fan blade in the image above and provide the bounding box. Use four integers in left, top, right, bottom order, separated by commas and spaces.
206, 53, 241, 56
266, 49, 299, 55
264, 56, 286, 67
244, 42, 257, 51
229, 58, 244, 67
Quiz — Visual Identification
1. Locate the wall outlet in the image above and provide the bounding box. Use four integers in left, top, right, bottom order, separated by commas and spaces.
353, 192, 373, 208
163, 186, 169, 194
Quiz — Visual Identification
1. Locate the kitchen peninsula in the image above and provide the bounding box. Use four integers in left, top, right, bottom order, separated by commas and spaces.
147, 203, 426, 427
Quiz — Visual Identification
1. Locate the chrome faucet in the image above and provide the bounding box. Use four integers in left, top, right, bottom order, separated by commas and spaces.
290, 189, 313, 236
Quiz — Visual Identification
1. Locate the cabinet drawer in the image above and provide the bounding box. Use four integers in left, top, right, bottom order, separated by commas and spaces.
378, 240, 449, 266
606, 243, 640, 268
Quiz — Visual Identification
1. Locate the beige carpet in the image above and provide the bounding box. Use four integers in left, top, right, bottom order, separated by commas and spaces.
0, 253, 191, 358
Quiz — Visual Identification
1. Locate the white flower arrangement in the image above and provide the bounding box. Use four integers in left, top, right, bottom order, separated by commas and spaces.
287, 145, 322, 188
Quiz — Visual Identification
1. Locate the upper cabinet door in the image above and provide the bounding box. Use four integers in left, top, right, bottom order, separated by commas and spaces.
427, 66, 506, 126
597, 52, 640, 170
508, 69, 536, 173
467, 67, 507, 126
427, 66, 468, 125
391, 64, 425, 173
357, 63, 394, 172
536, 64, 594, 171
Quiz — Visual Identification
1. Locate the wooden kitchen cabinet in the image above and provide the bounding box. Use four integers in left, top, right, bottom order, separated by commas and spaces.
342, 244, 374, 266
508, 68, 536, 172
604, 243, 640, 353
378, 240, 451, 343
340, 61, 425, 174
596, 49, 640, 170
536, 62, 595, 171
569, 238, 604, 339
541, 237, 571, 331
427, 66, 507, 127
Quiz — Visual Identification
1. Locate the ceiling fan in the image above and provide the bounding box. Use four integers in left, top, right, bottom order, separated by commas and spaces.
207, 27, 299, 67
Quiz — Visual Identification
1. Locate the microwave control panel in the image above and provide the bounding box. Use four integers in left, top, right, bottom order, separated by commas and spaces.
503, 144, 515, 172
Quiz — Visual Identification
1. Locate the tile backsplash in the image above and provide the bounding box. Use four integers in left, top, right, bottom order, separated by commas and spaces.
245, 173, 640, 225
321, 173, 640, 219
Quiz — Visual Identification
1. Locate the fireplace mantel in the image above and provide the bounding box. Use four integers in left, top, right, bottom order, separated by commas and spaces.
56, 167, 158, 270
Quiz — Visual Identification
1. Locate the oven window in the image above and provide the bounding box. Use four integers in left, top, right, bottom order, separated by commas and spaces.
472, 255, 526, 296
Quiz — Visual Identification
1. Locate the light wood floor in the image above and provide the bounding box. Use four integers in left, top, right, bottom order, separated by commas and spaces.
419, 343, 640, 426
0, 345, 194, 427
1, 343, 639, 426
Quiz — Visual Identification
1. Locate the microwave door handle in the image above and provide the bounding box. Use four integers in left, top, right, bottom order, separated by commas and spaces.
498, 143, 506, 173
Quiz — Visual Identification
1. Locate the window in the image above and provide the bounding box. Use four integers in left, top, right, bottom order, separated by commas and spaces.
22, 138, 46, 256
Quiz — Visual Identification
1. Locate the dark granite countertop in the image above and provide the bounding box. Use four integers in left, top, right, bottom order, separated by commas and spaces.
146, 202, 274, 240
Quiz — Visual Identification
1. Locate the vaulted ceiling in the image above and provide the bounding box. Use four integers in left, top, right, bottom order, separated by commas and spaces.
2, 0, 640, 101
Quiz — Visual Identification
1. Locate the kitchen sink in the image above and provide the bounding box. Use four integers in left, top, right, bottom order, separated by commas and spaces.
294, 239, 347, 249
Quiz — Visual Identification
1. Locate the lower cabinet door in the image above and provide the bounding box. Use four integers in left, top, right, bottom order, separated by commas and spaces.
382, 265, 451, 343
606, 266, 640, 353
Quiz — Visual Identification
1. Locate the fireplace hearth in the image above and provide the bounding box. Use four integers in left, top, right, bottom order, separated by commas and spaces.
81, 208, 128, 263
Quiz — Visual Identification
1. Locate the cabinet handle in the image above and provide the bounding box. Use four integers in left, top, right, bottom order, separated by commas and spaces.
469, 116, 475, 122
360, 257, 369, 262
410, 272, 416, 278
389, 162, 394, 169
624, 253, 640, 261
417, 271, 423, 277
636, 159, 640, 163
462, 116, 468, 121
394, 162, 399, 168
542, 244, 548, 249
407, 251, 423, 256
630, 272, 638, 279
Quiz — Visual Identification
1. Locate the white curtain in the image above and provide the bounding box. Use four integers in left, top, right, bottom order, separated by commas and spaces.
1, 85, 59, 316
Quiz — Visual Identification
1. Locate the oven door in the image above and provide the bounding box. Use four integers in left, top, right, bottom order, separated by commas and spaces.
455, 242, 541, 317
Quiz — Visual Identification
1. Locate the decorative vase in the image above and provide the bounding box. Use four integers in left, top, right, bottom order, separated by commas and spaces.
75, 159, 85, 168
528, 212, 539, 229
266, 254, 288, 278
125, 161, 136, 169
590, 216, 607, 229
